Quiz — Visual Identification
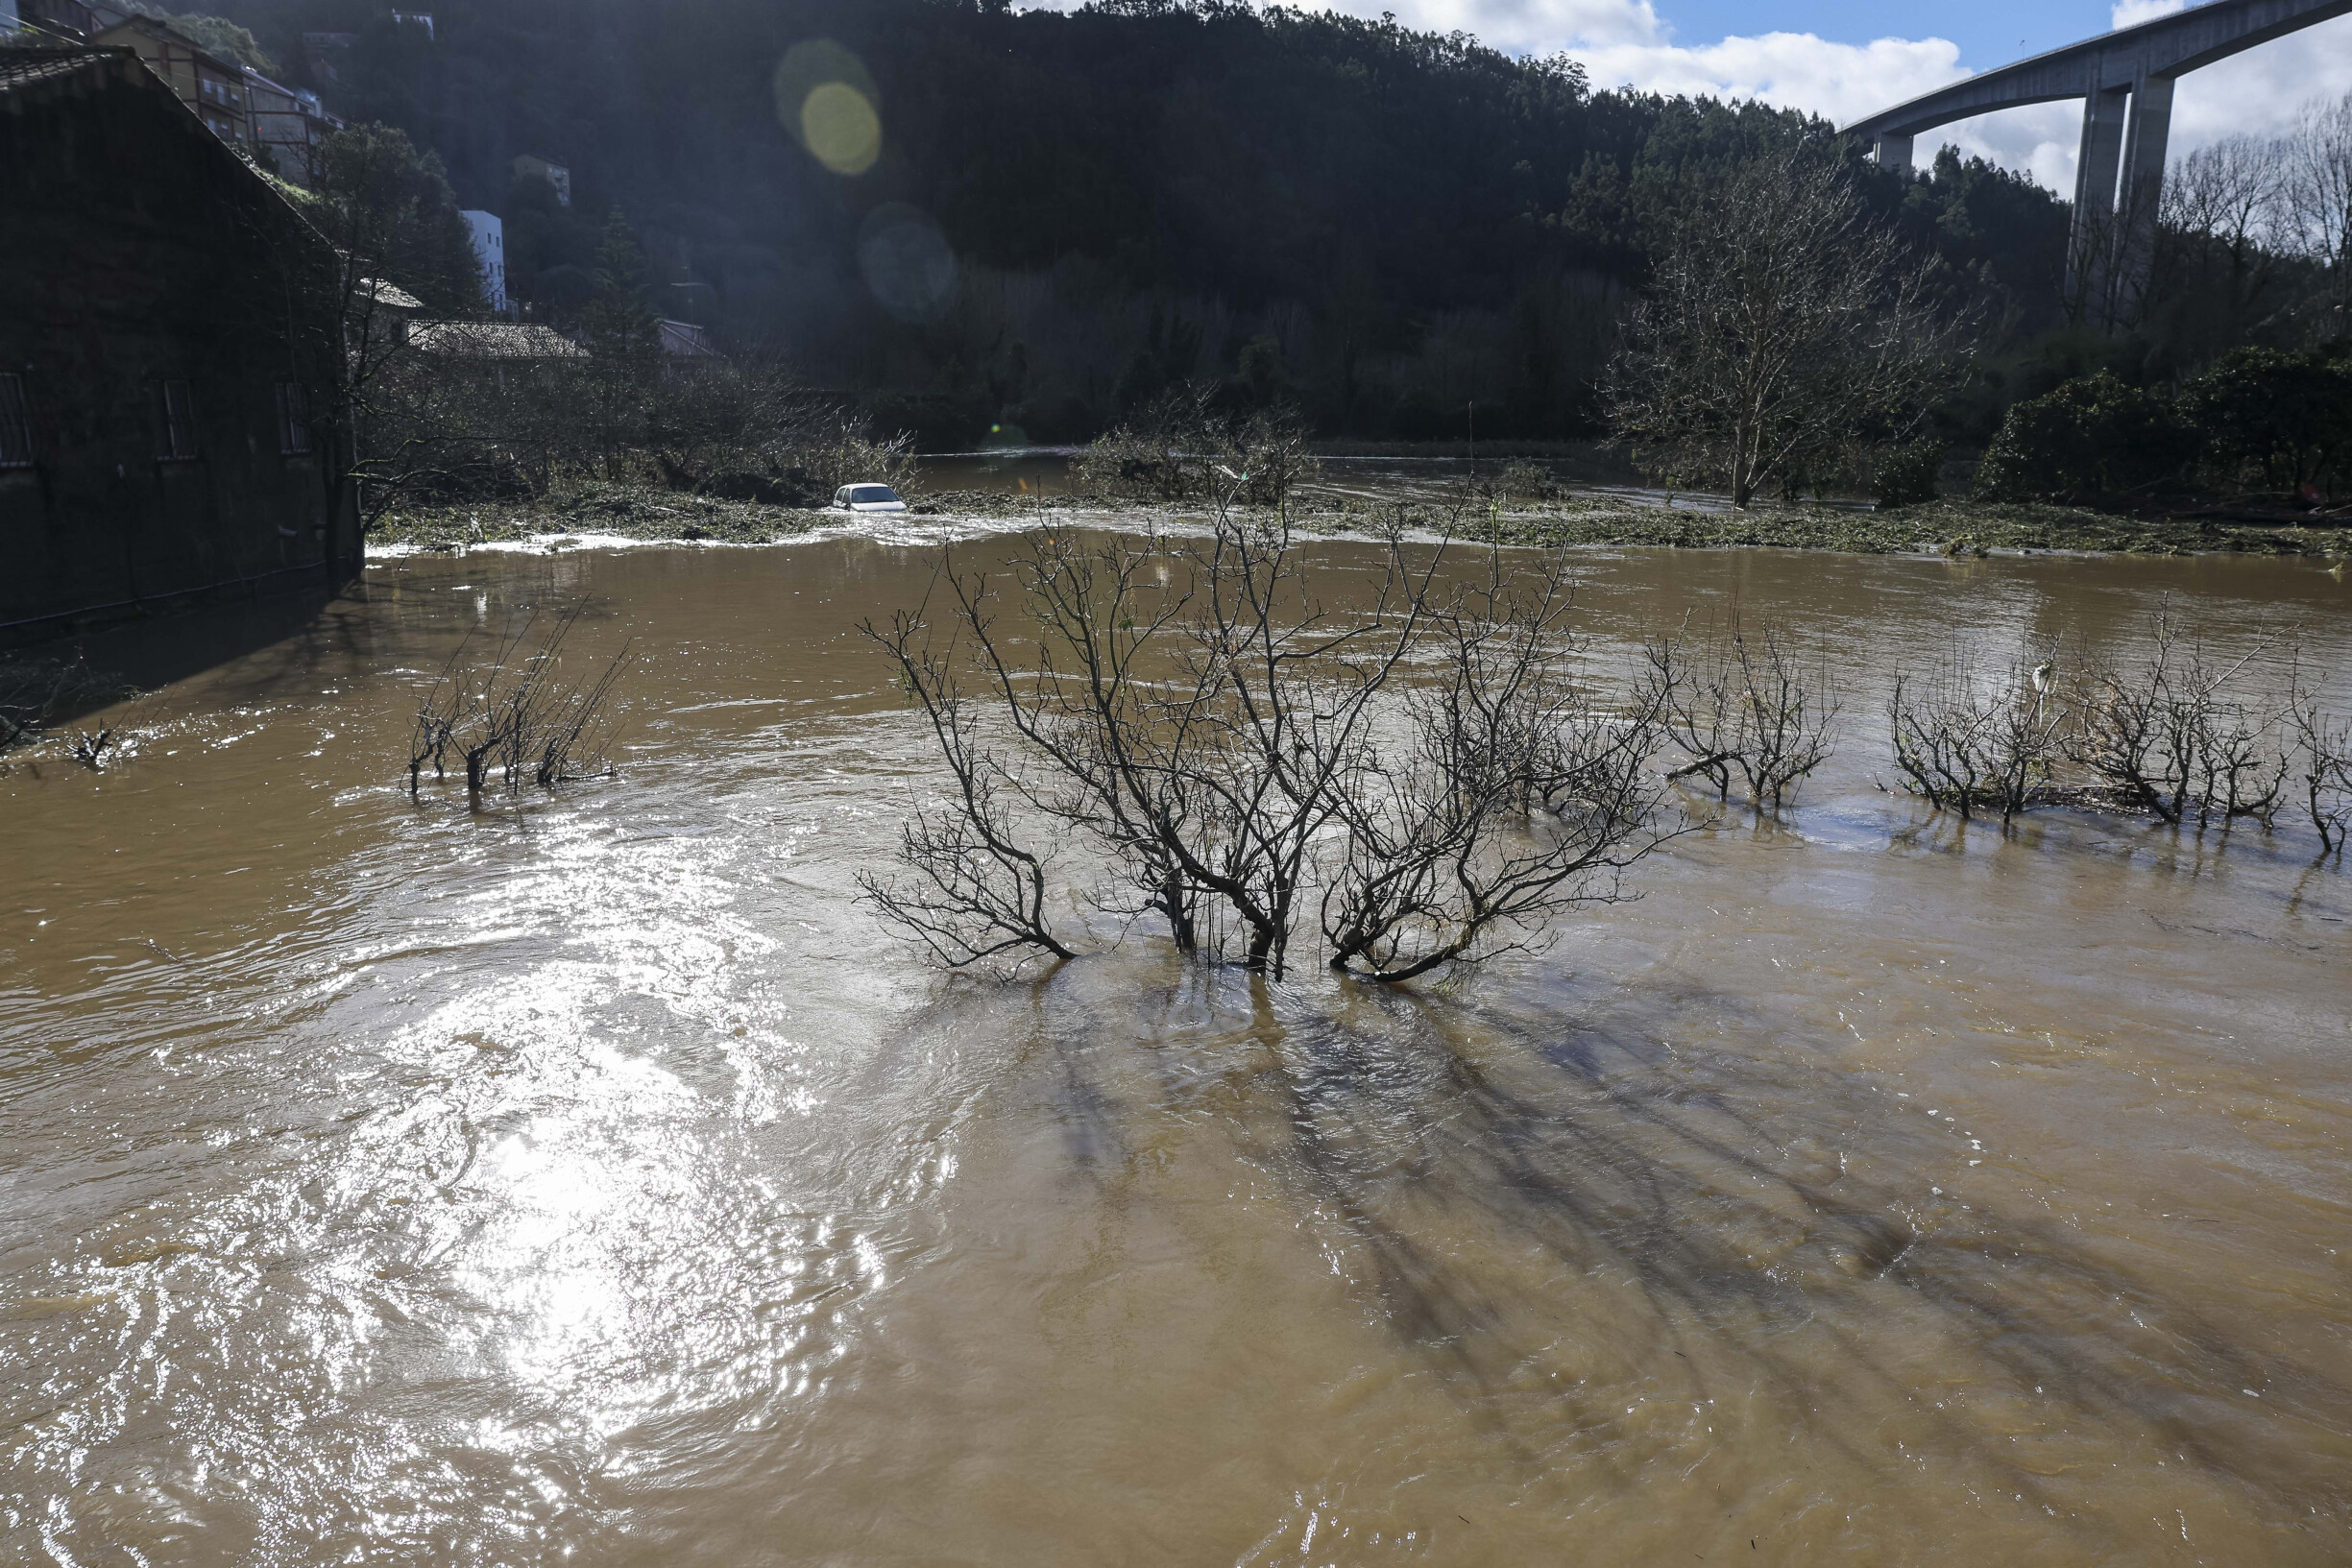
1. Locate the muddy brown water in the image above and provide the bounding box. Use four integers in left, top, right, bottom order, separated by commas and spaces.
3, 535, 2349, 1565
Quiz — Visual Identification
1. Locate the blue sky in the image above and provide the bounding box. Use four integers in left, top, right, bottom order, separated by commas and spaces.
1652, 3, 2126, 63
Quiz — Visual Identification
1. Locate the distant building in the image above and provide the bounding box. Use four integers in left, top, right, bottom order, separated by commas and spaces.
513, 152, 570, 207
389, 11, 433, 40
1, 45, 359, 644
93, 15, 250, 146
244, 68, 341, 186
460, 210, 510, 314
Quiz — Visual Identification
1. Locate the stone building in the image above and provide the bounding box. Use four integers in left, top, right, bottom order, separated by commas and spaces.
0, 46, 359, 646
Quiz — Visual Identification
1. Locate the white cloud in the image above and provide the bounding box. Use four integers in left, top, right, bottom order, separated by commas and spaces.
1022, 0, 2352, 191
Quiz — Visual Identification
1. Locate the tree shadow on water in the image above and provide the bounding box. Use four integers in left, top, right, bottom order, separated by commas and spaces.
890, 957, 2349, 1532
1244, 974, 2351, 1524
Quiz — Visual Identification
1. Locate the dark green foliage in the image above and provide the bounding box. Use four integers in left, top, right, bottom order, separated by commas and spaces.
1872, 439, 1946, 508
2183, 347, 2352, 495
1973, 373, 2194, 503
309, 123, 485, 314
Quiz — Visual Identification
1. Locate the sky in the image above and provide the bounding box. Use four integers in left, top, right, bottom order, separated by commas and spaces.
1039, 1, 2352, 191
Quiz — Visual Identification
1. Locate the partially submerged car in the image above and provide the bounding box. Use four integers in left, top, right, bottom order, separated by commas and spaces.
832, 483, 909, 514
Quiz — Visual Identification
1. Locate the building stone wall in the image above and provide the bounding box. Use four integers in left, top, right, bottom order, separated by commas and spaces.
0, 50, 359, 645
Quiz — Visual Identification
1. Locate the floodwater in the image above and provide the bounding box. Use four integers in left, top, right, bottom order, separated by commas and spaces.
3, 535, 2349, 1565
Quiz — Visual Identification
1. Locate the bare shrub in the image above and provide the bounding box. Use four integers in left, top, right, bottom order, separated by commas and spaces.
793, 416, 922, 499
861, 488, 1672, 980
408, 605, 632, 793
1887, 653, 2063, 821
859, 614, 1074, 969
1, 656, 129, 752
1494, 458, 1554, 501
66, 698, 159, 771
2287, 655, 2351, 855
1075, 387, 1321, 509
2065, 610, 2284, 827
1645, 615, 1841, 812
1321, 560, 1676, 980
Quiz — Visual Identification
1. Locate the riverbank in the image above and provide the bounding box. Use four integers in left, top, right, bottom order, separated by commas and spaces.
366, 482, 2352, 558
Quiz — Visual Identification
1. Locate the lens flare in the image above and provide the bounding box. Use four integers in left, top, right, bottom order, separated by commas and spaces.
775, 40, 882, 178
857, 204, 958, 324
801, 81, 881, 176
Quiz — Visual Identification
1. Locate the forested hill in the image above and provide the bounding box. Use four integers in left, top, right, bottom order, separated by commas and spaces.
202, 0, 2070, 444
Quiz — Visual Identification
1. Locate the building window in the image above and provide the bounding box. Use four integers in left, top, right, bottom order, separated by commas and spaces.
154, 379, 199, 460
0, 374, 33, 468
275, 383, 312, 454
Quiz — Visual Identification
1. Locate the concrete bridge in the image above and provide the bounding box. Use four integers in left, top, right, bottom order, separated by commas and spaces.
1843, 0, 2352, 306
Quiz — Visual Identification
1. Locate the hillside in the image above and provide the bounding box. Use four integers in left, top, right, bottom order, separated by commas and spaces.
201, 0, 2072, 445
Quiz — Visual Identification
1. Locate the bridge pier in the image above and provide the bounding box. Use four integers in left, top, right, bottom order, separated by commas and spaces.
2120, 69, 2177, 264
1845, 0, 2352, 326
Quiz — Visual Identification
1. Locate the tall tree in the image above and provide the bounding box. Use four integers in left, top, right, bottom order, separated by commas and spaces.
1603, 147, 1969, 508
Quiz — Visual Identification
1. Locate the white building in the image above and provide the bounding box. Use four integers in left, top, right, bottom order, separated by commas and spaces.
461, 210, 509, 315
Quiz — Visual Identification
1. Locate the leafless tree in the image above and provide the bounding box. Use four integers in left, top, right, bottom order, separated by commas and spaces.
1887, 651, 2064, 822
1603, 146, 1971, 508
2065, 609, 2284, 828
1320, 561, 1677, 980
2146, 133, 2294, 337
861, 487, 1675, 981
408, 604, 632, 794
2284, 87, 2352, 324
1644, 615, 1841, 813
2286, 653, 2349, 856
858, 611, 1075, 971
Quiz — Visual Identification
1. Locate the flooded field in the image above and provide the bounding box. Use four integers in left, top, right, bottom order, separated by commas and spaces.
3, 537, 2349, 1564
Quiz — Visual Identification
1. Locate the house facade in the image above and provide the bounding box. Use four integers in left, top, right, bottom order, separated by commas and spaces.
91, 15, 250, 146
243, 67, 341, 187
513, 152, 570, 206
0, 47, 360, 646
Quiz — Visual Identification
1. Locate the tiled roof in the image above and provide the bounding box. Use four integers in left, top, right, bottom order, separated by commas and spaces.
406, 321, 589, 359
0, 45, 123, 94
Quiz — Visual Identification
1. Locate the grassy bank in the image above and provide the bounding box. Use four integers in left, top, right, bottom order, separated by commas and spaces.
368, 483, 2352, 559
1364, 496, 2352, 557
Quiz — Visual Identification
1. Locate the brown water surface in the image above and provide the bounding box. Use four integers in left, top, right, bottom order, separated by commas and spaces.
3, 538, 2349, 1565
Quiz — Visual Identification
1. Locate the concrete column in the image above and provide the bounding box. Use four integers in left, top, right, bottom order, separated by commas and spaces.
2072, 84, 2130, 218
2120, 72, 2175, 219
2066, 82, 2132, 303
2109, 71, 2176, 322
1874, 132, 1914, 175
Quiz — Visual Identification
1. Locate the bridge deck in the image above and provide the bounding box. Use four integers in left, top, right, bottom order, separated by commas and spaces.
1842, 0, 2352, 140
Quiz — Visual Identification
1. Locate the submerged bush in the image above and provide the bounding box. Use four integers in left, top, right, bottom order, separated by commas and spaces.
1075, 387, 1320, 508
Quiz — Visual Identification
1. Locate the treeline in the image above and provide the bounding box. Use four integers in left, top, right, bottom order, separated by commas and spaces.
175, 0, 2067, 446
155, 0, 2351, 456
